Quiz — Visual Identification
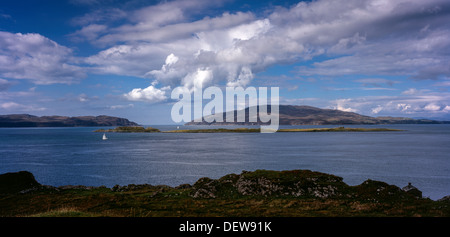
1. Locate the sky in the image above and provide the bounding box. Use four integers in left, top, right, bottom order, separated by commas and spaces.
1, 0, 450, 124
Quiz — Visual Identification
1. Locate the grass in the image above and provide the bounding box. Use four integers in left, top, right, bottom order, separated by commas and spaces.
30, 207, 99, 217
6, 189, 446, 217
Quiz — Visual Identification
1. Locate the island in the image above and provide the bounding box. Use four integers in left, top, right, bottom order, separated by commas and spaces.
93, 126, 402, 133
163, 127, 403, 133
94, 126, 160, 133
0, 114, 139, 127
186, 105, 450, 125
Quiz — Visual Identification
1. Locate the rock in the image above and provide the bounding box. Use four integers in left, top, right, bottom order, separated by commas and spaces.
0, 171, 42, 194
438, 195, 450, 202
58, 185, 95, 190
192, 177, 219, 198
402, 182, 422, 199
191, 169, 350, 199
355, 179, 413, 202
175, 184, 192, 189
111, 184, 155, 192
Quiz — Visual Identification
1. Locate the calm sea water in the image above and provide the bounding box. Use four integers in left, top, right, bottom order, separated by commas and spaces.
1, 124, 449, 200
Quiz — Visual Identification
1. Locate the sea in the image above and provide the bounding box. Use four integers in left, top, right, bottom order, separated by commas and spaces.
1, 124, 449, 200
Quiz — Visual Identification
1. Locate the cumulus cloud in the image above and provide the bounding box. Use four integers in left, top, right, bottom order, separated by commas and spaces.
108, 104, 134, 110
0, 32, 86, 84
80, 1, 304, 100
424, 103, 442, 111
371, 105, 383, 114
333, 98, 359, 113
65, 0, 450, 110
330, 90, 450, 116
79, 0, 449, 90
123, 85, 170, 103
294, 0, 450, 80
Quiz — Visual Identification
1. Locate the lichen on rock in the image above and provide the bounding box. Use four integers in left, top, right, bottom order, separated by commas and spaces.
190, 169, 350, 199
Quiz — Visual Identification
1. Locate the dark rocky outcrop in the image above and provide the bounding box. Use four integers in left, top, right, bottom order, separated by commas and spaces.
1, 170, 448, 217
0, 114, 139, 127
193, 170, 348, 199
0, 171, 42, 194
190, 170, 427, 202
438, 195, 450, 202
354, 179, 414, 202
0, 170, 434, 203
402, 182, 422, 199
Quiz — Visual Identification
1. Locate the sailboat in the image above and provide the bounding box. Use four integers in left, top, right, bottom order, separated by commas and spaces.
102, 133, 108, 140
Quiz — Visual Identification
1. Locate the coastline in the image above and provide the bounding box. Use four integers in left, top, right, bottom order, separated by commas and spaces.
1, 169, 449, 217
94, 126, 403, 133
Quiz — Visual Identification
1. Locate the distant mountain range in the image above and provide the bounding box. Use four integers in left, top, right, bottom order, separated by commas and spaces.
0, 114, 139, 127
186, 105, 450, 125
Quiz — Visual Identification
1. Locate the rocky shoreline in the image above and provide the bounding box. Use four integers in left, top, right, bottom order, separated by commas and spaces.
1, 170, 449, 217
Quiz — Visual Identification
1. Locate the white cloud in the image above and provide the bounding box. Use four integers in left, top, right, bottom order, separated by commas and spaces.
333, 99, 359, 112
397, 103, 412, 112
329, 90, 450, 116
401, 88, 431, 95
0, 102, 46, 111
402, 88, 419, 95
69, 24, 108, 42
77, 93, 99, 102
0, 32, 85, 84
371, 105, 383, 114
182, 68, 213, 91
226, 66, 253, 87
108, 104, 134, 110
63, 0, 450, 113
424, 103, 441, 111
77, 0, 450, 94
123, 85, 170, 103
286, 0, 450, 81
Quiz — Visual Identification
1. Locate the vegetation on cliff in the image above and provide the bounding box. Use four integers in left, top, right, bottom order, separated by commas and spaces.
1, 170, 449, 217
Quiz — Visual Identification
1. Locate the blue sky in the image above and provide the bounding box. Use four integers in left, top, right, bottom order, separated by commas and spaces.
1, 0, 450, 124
